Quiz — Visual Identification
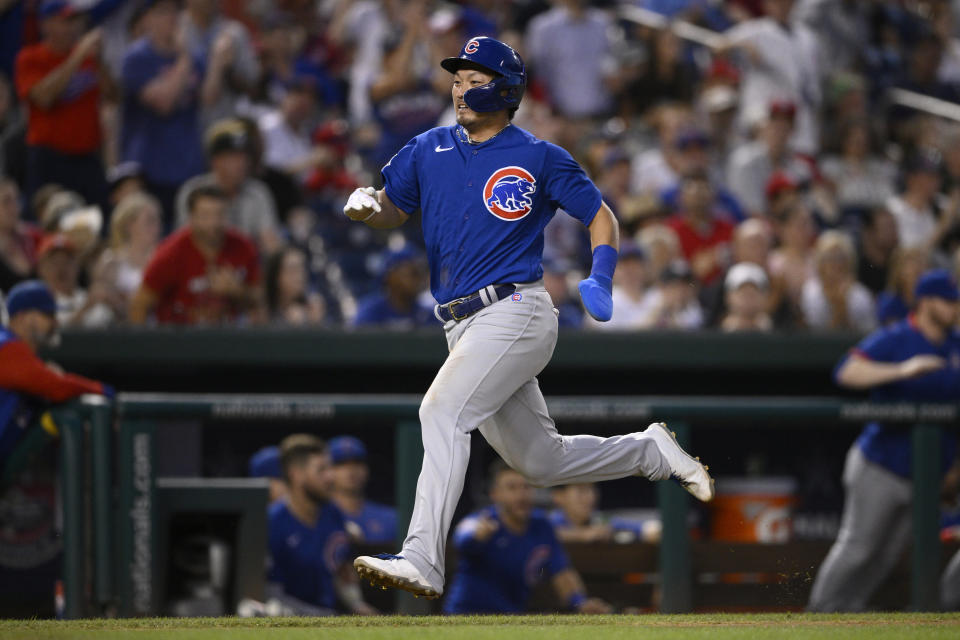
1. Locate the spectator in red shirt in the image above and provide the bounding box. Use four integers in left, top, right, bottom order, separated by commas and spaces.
666, 171, 735, 285
129, 184, 263, 325
0, 280, 110, 468
14, 1, 108, 207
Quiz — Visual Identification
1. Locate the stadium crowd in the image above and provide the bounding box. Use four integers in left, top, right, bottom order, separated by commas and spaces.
2, 0, 960, 331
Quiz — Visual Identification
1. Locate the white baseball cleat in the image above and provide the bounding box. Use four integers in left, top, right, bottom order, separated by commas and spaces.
353, 554, 441, 599
646, 422, 715, 502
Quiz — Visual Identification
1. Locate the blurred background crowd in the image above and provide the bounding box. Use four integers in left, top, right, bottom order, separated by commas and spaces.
2, 0, 960, 333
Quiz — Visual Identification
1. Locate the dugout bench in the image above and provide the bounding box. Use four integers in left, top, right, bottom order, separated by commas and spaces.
54, 394, 958, 617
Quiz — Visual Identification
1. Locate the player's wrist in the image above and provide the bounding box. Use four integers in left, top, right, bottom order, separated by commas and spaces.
588, 245, 617, 291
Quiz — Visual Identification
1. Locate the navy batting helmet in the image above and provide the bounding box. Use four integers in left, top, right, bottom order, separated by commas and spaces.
441, 36, 525, 113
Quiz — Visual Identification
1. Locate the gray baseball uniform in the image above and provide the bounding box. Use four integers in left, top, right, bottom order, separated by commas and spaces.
400, 281, 672, 592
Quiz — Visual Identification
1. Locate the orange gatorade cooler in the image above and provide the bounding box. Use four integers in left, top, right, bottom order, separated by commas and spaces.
710, 477, 797, 543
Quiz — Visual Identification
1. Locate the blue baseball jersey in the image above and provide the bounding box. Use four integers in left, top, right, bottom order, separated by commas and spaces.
443, 506, 570, 614
343, 500, 397, 544
267, 500, 350, 610
837, 317, 960, 478
381, 124, 603, 304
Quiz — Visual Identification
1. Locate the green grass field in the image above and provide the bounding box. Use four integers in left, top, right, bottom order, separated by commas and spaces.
2, 614, 960, 640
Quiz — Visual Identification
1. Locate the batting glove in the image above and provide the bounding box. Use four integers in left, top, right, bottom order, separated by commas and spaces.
578, 274, 613, 322
343, 186, 381, 222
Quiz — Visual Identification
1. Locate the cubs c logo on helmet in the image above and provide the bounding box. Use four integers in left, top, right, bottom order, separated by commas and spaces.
483, 166, 536, 221
463, 39, 480, 54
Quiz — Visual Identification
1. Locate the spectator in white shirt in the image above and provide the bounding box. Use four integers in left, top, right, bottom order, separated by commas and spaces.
801, 230, 875, 332
726, 100, 817, 217
723, 0, 822, 154
885, 149, 955, 252
258, 74, 323, 185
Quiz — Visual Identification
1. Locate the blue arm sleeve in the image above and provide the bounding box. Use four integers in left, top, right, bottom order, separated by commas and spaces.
543, 143, 602, 226
381, 137, 420, 215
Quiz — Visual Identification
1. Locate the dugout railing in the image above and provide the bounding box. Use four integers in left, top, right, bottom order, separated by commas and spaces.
54, 393, 957, 618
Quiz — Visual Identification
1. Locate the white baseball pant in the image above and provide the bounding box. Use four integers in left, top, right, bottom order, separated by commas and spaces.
400, 281, 672, 592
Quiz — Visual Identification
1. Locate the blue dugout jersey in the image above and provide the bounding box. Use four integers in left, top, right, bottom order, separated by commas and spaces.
381, 124, 603, 304
344, 500, 397, 544
837, 317, 960, 478
267, 500, 350, 609
443, 506, 570, 614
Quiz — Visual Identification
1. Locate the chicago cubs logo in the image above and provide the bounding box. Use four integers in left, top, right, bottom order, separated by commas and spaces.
464, 39, 480, 54
512, 293, 523, 302
483, 166, 536, 221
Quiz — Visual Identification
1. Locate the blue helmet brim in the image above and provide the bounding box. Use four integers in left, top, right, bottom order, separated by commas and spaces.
441, 56, 500, 77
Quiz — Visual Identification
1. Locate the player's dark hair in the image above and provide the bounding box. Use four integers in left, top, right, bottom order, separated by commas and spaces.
187, 184, 228, 214
279, 433, 327, 484
487, 458, 517, 492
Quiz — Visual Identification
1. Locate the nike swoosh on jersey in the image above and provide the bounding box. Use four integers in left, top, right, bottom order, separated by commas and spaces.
435, 145, 454, 152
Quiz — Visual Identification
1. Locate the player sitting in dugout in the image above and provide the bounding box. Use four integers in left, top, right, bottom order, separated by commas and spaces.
327, 436, 397, 545
443, 460, 612, 615
550, 483, 660, 544
0, 280, 112, 483
266, 434, 376, 616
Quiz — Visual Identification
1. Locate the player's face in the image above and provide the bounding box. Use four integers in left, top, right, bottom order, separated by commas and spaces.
23, 311, 58, 349
301, 452, 334, 504
331, 461, 368, 493
928, 298, 960, 329
554, 484, 597, 525
491, 470, 534, 523
452, 68, 497, 129
386, 261, 426, 299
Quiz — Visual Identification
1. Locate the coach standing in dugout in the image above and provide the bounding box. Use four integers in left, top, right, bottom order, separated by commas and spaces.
808, 269, 960, 611
0, 280, 111, 475
347, 35, 713, 602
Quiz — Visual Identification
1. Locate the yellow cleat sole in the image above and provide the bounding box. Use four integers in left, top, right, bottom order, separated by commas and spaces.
354, 560, 441, 600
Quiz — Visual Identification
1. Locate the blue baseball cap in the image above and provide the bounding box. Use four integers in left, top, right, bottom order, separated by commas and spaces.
381, 246, 423, 277
6, 280, 57, 317
248, 446, 281, 479
329, 436, 367, 464
915, 269, 960, 302
39, 0, 80, 19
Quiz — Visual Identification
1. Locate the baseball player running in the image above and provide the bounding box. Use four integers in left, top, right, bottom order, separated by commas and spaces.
346, 36, 714, 599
